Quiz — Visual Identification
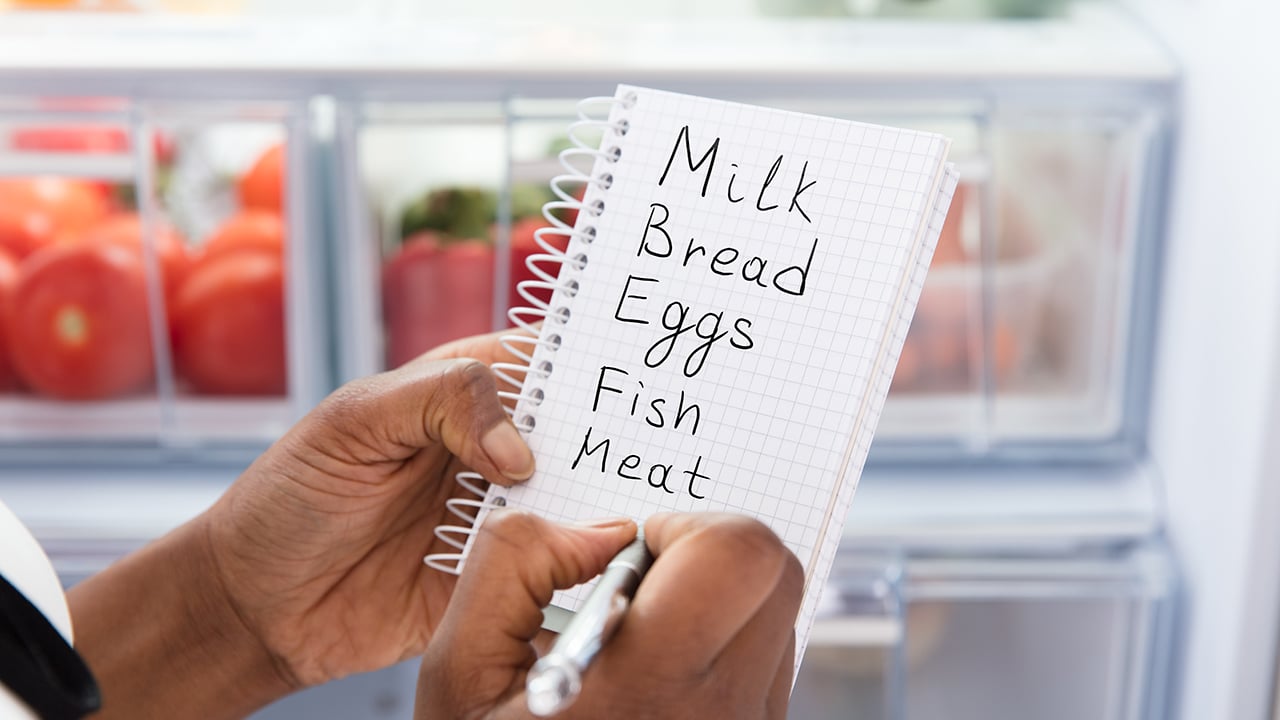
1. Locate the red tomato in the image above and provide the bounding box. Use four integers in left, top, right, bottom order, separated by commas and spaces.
238, 143, 286, 213
992, 321, 1020, 386
172, 252, 287, 395
68, 214, 190, 302
381, 233, 493, 368
0, 250, 19, 392
382, 233, 442, 369
890, 335, 923, 394
11, 123, 175, 167
11, 127, 177, 173
439, 239, 496, 343
197, 211, 285, 268
561, 183, 585, 228
6, 243, 155, 400
507, 217, 568, 313
11, 126, 129, 154
0, 177, 108, 232
0, 177, 109, 260
0, 209, 58, 261
931, 184, 967, 266
152, 132, 176, 166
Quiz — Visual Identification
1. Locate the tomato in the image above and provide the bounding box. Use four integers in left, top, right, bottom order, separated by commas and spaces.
67, 214, 190, 302
507, 216, 568, 313
382, 234, 443, 368
11, 126, 175, 167
890, 335, 922, 394
382, 233, 494, 368
7, 243, 154, 400
0, 250, 20, 392
197, 211, 285, 269
172, 252, 286, 395
0, 177, 108, 232
0, 209, 58, 261
561, 183, 586, 228
992, 321, 1020, 386
11, 126, 129, 154
238, 143, 286, 213
931, 184, 967, 266
437, 239, 494, 343
0, 177, 109, 260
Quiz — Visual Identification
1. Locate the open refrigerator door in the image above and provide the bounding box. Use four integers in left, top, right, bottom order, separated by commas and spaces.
0, 3, 1234, 719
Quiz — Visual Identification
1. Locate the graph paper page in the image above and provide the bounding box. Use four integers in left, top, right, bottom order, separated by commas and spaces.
471, 85, 955, 656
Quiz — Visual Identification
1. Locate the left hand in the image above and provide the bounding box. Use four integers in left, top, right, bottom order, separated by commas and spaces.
202, 332, 534, 689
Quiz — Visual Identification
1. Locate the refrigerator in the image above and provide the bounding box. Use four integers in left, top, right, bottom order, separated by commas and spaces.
0, 2, 1275, 718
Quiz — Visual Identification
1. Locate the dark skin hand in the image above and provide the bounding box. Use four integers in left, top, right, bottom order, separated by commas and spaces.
204, 335, 533, 686
69, 331, 535, 718
416, 511, 803, 720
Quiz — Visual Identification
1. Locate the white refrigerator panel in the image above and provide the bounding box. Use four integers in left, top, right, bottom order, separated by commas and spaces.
1130, 1, 1280, 719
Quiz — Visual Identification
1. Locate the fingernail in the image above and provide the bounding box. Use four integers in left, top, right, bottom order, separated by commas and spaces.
481, 422, 535, 480
570, 517, 634, 529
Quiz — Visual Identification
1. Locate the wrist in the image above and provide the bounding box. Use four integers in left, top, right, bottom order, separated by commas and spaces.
67, 514, 298, 719
184, 511, 302, 705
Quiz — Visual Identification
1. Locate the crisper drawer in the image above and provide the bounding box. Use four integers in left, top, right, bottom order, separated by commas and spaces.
0, 93, 327, 457
792, 542, 1174, 720
239, 539, 1172, 720
331, 88, 1168, 459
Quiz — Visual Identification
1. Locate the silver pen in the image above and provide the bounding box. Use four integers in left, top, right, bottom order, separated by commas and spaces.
525, 536, 654, 717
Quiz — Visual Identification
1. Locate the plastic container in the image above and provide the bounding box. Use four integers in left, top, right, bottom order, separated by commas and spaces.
0, 94, 326, 457
792, 542, 1174, 720
335, 99, 591, 376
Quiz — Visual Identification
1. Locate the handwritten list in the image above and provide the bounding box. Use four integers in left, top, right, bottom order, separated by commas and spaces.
472, 85, 957, 666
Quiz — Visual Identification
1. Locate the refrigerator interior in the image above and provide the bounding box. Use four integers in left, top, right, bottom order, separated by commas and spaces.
338, 93, 1167, 459
0, 3, 1195, 719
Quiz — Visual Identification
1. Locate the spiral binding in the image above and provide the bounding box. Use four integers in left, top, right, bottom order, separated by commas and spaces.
424, 91, 637, 575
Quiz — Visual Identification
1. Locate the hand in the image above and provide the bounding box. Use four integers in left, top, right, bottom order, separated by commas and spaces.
68, 332, 542, 718
416, 511, 802, 719
198, 331, 538, 691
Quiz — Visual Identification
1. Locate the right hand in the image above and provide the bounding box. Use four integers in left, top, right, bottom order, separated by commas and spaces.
415, 511, 803, 719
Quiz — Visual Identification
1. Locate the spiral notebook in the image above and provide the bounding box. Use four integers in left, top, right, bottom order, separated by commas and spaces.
427, 85, 958, 666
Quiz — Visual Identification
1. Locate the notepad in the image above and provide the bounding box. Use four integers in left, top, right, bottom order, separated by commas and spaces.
428, 85, 957, 666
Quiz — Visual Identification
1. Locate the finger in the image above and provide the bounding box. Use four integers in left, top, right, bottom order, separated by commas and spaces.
425, 328, 531, 366
616, 513, 792, 674
440, 511, 637, 661
765, 630, 796, 719
712, 550, 803, 694
309, 358, 534, 484
418, 512, 633, 720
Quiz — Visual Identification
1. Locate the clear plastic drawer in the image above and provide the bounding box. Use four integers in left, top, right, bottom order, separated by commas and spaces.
333, 98, 594, 379
333, 91, 1168, 459
793, 542, 1173, 720
876, 105, 1165, 453
0, 94, 326, 455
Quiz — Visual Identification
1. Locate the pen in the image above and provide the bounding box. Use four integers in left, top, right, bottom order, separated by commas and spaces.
525, 535, 653, 717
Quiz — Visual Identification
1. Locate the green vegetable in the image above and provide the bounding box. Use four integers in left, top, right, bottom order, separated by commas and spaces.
510, 182, 555, 222
400, 187, 497, 241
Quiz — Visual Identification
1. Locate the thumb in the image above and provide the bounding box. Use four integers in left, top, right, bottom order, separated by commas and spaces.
302, 357, 534, 484
404, 357, 535, 485
431, 511, 637, 668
